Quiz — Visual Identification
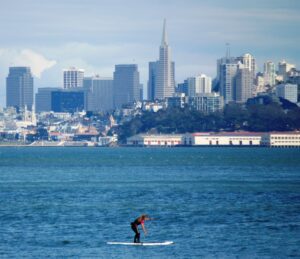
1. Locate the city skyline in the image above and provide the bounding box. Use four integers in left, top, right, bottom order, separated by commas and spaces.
0, 0, 299, 106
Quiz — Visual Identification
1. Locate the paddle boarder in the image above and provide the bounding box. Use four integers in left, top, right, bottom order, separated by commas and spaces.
131, 214, 153, 243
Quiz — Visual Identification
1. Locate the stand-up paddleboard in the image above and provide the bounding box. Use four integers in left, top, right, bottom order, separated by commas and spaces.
107, 241, 173, 246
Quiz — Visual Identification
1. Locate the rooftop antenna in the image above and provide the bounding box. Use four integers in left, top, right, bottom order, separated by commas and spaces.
226, 43, 230, 61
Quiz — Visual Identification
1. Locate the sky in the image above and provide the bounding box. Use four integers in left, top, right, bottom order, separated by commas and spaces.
0, 0, 299, 106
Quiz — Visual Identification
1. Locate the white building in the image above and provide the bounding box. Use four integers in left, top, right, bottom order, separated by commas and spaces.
239, 53, 256, 78
188, 93, 224, 114
254, 73, 266, 95
261, 132, 300, 147
183, 132, 262, 146
278, 61, 295, 81
127, 134, 182, 146
187, 74, 212, 97
276, 83, 298, 103
63, 67, 84, 89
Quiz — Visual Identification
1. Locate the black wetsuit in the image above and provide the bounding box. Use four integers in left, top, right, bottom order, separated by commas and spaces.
131, 218, 143, 243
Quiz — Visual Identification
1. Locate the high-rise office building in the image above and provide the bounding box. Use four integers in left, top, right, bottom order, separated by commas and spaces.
218, 52, 256, 103
176, 81, 189, 96
235, 67, 252, 103
276, 83, 298, 103
185, 74, 212, 97
63, 67, 84, 89
237, 53, 256, 94
6, 67, 34, 110
278, 61, 295, 82
217, 56, 236, 83
219, 62, 239, 103
83, 75, 113, 112
35, 87, 60, 112
36, 87, 87, 112
264, 61, 276, 87
148, 61, 157, 100
113, 64, 140, 109
148, 19, 175, 100
237, 53, 256, 79
51, 90, 85, 113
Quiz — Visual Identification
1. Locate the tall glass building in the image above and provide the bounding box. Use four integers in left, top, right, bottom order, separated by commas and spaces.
51, 90, 85, 113
83, 75, 113, 112
113, 64, 140, 109
6, 67, 34, 110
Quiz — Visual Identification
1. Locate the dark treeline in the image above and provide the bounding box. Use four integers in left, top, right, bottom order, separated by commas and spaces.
115, 101, 300, 143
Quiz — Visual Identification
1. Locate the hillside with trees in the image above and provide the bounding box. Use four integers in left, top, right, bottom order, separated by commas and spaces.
115, 100, 300, 143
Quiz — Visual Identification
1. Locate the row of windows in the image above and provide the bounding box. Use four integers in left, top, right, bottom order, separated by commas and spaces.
271, 136, 300, 139
272, 141, 300, 143
184, 140, 255, 145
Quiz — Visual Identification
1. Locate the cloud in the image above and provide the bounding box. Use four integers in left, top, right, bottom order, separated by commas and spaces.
12, 49, 57, 78
0, 49, 57, 106
0, 48, 56, 78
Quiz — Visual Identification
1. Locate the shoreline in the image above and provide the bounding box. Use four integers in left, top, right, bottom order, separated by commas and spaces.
0, 143, 299, 148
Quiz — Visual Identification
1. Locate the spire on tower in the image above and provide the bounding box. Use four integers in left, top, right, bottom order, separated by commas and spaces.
226, 43, 231, 61
161, 19, 168, 46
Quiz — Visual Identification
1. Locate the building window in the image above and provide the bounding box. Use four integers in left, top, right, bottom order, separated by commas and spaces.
250, 141, 253, 145
239, 141, 242, 145
229, 140, 233, 145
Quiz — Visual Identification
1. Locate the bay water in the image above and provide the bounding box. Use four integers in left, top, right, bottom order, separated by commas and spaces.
0, 147, 299, 258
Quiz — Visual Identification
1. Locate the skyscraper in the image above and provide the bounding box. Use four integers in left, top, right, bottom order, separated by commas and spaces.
113, 64, 140, 109
83, 75, 114, 112
264, 61, 276, 87
235, 66, 252, 103
237, 53, 256, 79
148, 19, 175, 100
35, 87, 60, 112
6, 67, 34, 110
148, 62, 157, 100
218, 52, 255, 103
219, 62, 238, 103
63, 67, 84, 89
185, 75, 212, 97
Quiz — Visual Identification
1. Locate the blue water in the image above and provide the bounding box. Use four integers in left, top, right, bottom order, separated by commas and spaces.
0, 147, 299, 258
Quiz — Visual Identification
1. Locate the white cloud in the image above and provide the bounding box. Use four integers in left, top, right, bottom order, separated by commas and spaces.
0, 48, 56, 78
12, 49, 57, 78
0, 49, 57, 106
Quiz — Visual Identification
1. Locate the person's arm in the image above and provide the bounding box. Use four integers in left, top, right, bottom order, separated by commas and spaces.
145, 216, 154, 221
141, 223, 147, 235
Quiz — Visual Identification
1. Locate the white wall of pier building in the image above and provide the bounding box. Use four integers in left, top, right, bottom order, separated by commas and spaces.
183, 133, 262, 146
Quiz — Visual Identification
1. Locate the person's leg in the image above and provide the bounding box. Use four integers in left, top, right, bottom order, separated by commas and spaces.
136, 232, 140, 243
131, 223, 140, 243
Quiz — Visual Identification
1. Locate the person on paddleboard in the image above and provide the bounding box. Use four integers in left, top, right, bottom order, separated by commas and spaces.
131, 214, 153, 243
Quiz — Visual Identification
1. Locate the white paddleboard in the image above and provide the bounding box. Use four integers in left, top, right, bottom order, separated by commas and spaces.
107, 241, 174, 246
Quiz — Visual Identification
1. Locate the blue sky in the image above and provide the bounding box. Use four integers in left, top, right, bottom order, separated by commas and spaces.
0, 0, 299, 106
